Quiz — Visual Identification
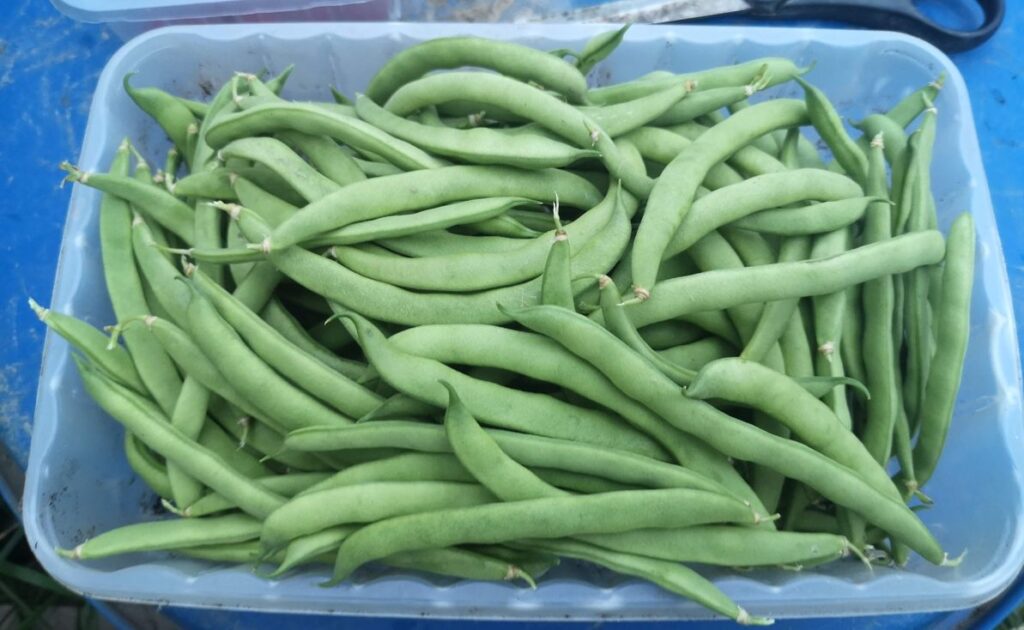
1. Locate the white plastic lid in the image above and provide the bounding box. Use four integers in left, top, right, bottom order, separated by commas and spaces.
51, 0, 370, 23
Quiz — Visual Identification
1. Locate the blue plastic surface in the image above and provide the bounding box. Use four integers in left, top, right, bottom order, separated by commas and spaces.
19, 22, 1023, 622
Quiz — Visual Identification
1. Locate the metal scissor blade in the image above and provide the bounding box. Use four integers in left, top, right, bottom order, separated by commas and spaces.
547, 0, 750, 23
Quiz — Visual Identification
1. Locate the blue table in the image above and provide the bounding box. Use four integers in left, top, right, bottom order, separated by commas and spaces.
0, 2, 1020, 628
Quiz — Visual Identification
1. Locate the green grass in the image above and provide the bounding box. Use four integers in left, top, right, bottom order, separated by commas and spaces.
0, 500, 96, 630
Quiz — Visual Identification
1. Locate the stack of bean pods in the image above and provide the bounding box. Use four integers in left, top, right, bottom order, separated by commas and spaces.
38, 28, 975, 624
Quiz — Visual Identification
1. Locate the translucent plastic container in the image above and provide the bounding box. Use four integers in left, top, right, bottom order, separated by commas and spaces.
23, 22, 1023, 621
50, 0, 391, 39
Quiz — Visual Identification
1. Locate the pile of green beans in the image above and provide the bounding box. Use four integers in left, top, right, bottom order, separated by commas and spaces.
41, 30, 976, 623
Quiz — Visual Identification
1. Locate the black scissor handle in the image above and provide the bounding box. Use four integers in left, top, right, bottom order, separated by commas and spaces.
745, 0, 1004, 52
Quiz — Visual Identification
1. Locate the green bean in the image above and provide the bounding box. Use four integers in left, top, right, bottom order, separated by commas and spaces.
266, 165, 599, 251
383, 72, 653, 198
320, 198, 539, 246
632, 99, 808, 298
327, 203, 613, 289
366, 36, 590, 105
334, 310, 669, 460
540, 212, 574, 309
619, 127, 743, 189
458, 214, 540, 238
179, 541, 288, 565
59, 514, 261, 561
730, 99, 781, 154
811, 227, 853, 358
587, 57, 805, 105
795, 77, 868, 184
903, 105, 939, 423
207, 398, 329, 472
190, 77, 245, 287
286, 420, 749, 502
637, 319, 703, 349
219, 137, 341, 203
232, 175, 299, 228
886, 74, 944, 127
131, 228, 192, 316
358, 394, 438, 422
262, 481, 495, 549
575, 24, 629, 75
358, 95, 598, 169
442, 381, 563, 501
185, 472, 330, 517
733, 197, 875, 236
62, 163, 195, 244
28, 300, 144, 393
75, 357, 285, 519
469, 545, 559, 582
740, 237, 811, 362
503, 305, 945, 563
860, 135, 901, 472
172, 168, 238, 199
840, 285, 867, 387
386, 323, 750, 498
124, 433, 172, 499
190, 268, 380, 418
235, 192, 629, 326
329, 488, 761, 583
648, 78, 770, 127
443, 380, 765, 610
625, 231, 946, 328
598, 275, 694, 386
224, 212, 255, 283
687, 358, 901, 502
660, 337, 735, 370
518, 539, 768, 625
664, 169, 862, 256
126, 314, 282, 434
533, 468, 638, 494
97, 143, 184, 415
272, 526, 356, 575
123, 75, 198, 168
195, 417, 273, 478
184, 284, 354, 432
379, 230, 529, 257
351, 155, 403, 177
206, 102, 444, 171
384, 547, 537, 585
581, 525, 849, 568
911, 212, 974, 489
301, 452, 469, 497
275, 130, 366, 187
166, 377, 210, 509
667, 121, 789, 178
579, 80, 693, 137
258, 299, 365, 381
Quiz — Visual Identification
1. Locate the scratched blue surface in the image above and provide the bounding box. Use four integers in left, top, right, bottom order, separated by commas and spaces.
0, 1, 1021, 628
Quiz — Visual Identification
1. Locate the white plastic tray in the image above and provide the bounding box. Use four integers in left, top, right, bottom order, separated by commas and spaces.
23, 22, 1024, 621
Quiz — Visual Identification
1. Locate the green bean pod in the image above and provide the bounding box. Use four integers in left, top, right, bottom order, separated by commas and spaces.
75, 357, 285, 519
626, 231, 946, 328
267, 165, 600, 251
261, 481, 495, 549
366, 36, 590, 105
206, 101, 444, 171
632, 99, 808, 297
357, 95, 599, 169
503, 305, 945, 564
59, 514, 261, 561
383, 72, 653, 198
329, 488, 761, 583
911, 212, 974, 488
